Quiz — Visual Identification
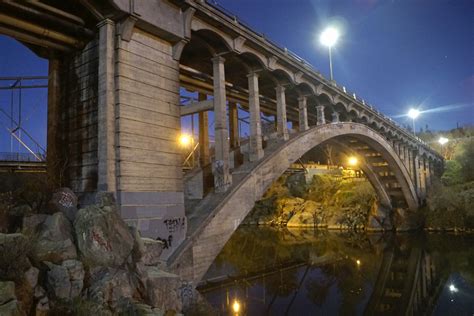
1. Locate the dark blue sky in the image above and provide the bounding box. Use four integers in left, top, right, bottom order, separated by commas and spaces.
0, 0, 473, 152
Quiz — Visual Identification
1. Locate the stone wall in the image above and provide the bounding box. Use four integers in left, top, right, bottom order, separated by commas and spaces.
114, 28, 186, 259
59, 38, 100, 201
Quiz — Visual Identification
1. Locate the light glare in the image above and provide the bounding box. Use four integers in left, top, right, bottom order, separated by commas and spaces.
348, 157, 358, 166
179, 134, 192, 147
232, 300, 241, 313
449, 284, 458, 293
320, 27, 340, 47
438, 137, 449, 145
407, 108, 420, 119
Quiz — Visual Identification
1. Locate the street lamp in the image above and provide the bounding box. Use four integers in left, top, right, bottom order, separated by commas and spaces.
438, 137, 449, 145
407, 108, 420, 136
348, 156, 358, 167
178, 133, 192, 147
319, 27, 340, 81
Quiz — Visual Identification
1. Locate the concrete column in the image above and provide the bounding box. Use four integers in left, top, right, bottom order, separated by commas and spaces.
404, 146, 410, 170
97, 19, 116, 193
316, 105, 326, 125
248, 71, 264, 161
332, 111, 340, 123
297, 96, 309, 131
414, 152, 421, 196
408, 150, 416, 184
275, 84, 289, 140
198, 93, 210, 166
426, 159, 432, 187
47, 58, 61, 187
212, 56, 231, 192
229, 102, 239, 149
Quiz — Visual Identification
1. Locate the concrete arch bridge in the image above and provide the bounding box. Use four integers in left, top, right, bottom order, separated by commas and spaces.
0, 0, 443, 283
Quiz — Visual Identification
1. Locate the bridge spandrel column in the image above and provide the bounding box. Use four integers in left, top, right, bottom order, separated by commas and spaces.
332, 111, 340, 123
229, 102, 239, 149
212, 56, 232, 192
297, 96, 309, 131
275, 84, 289, 140
248, 72, 264, 161
316, 105, 326, 125
198, 93, 210, 167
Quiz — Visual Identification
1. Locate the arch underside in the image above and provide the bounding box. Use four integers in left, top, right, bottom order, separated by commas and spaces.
171, 123, 418, 283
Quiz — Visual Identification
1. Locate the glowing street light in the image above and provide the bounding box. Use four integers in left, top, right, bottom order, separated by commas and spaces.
449, 284, 458, 293
438, 137, 449, 145
348, 156, 358, 167
356, 259, 361, 266
407, 108, 420, 136
319, 27, 340, 81
232, 300, 241, 314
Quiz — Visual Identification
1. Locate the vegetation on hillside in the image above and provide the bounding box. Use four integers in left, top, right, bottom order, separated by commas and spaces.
424, 135, 474, 229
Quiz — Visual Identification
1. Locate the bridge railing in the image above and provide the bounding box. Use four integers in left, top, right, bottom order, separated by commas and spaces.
0, 152, 46, 162
204, 0, 440, 158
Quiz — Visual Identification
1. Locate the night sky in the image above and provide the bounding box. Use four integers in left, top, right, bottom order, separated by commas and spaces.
0, 0, 473, 152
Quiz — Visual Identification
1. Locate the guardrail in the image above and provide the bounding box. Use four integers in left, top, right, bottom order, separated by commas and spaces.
0, 152, 45, 162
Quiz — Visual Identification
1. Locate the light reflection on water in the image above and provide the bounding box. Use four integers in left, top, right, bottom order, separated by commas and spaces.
199, 227, 474, 315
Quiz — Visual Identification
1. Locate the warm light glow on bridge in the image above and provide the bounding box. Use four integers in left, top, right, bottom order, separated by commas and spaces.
178, 133, 192, 147
232, 300, 241, 313
348, 156, 358, 166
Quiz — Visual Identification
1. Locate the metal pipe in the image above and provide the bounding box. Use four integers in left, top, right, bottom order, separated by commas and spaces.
0, 85, 48, 90
25, 0, 85, 25
3, 1, 94, 37
0, 25, 71, 51
0, 76, 48, 80
0, 13, 83, 47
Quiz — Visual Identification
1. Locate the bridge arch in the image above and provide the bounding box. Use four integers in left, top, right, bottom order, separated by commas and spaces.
171, 122, 418, 282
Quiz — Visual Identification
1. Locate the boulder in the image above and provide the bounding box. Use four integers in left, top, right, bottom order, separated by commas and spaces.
24, 266, 39, 291
74, 205, 134, 267
140, 238, 164, 266
34, 286, 49, 316
287, 211, 315, 227
0, 282, 19, 316
9, 204, 32, 217
140, 266, 183, 311
45, 260, 84, 300
35, 212, 77, 264
48, 188, 78, 222
88, 267, 137, 309
366, 201, 393, 231
95, 191, 116, 208
22, 214, 48, 235
0, 281, 16, 305
0, 233, 32, 280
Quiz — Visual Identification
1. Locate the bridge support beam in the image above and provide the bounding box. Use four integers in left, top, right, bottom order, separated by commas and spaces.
229, 102, 239, 149
332, 111, 340, 123
47, 58, 61, 187
97, 19, 116, 193
316, 105, 325, 125
212, 56, 232, 192
248, 71, 264, 161
275, 84, 289, 140
198, 93, 210, 167
298, 96, 309, 131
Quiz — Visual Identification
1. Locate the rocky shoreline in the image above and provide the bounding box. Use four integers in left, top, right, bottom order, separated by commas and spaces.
0, 189, 211, 315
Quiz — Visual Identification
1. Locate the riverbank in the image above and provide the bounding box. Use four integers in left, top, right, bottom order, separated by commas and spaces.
242, 174, 377, 231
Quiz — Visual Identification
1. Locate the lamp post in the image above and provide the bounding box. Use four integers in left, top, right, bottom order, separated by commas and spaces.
319, 27, 340, 81
407, 108, 420, 136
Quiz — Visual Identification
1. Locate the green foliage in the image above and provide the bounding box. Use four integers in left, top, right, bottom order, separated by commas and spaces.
425, 180, 474, 228
0, 234, 34, 282
457, 138, 474, 183
441, 160, 463, 186
305, 175, 341, 205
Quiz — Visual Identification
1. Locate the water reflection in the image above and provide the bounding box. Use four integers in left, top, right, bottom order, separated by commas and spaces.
199, 227, 474, 315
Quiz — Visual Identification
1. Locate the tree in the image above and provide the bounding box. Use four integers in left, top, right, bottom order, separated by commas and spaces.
457, 138, 474, 183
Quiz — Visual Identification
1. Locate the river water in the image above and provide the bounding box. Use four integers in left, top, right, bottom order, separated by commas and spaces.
199, 227, 474, 315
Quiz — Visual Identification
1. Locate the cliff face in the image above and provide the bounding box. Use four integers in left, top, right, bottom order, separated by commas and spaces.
242, 174, 377, 231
